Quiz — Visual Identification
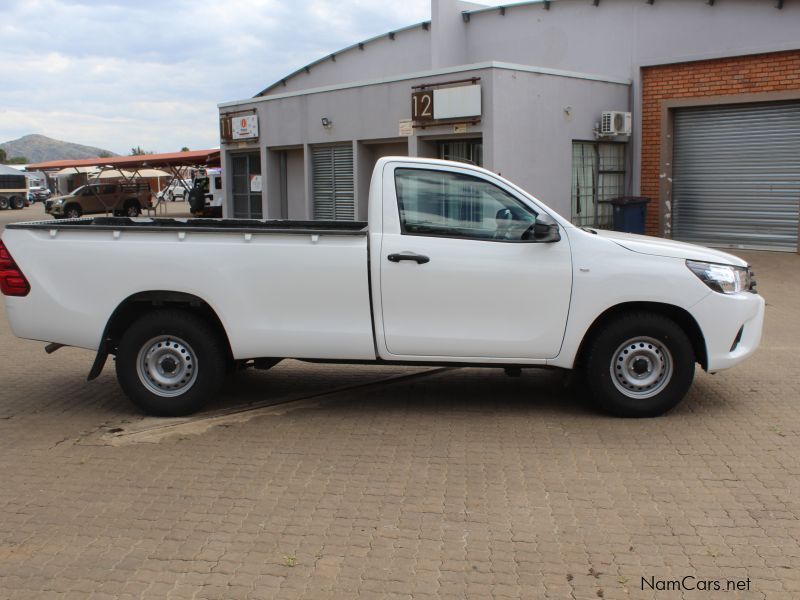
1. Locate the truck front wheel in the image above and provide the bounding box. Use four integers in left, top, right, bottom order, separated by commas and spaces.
115, 310, 226, 416
584, 312, 695, 418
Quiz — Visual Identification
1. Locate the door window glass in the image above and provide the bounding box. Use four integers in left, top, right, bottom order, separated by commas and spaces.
395, 168, 536, 241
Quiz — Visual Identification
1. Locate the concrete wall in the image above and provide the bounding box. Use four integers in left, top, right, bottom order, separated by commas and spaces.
462, 0, 799, 76
285, 149, 305, 220
489, 68, 630, 219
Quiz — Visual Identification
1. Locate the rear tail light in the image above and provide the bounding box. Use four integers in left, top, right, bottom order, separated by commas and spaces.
0, 240, 30, 297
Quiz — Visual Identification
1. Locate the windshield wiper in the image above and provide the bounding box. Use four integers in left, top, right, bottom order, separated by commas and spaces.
581, 226, 598, 234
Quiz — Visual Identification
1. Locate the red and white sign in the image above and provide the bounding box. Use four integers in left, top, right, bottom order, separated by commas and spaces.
232, 115, 259, 140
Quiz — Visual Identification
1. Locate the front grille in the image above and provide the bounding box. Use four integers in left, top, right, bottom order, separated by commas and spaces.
45, 200, 53, 211
748, 269, 757, 293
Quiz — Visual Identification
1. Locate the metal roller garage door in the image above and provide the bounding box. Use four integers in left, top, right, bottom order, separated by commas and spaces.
312, 144, 354, 220
672, 101, 800, 251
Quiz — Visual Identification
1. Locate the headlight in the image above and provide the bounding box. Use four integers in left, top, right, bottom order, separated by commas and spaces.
55, 199, 64, 205
686, 260, 751, 294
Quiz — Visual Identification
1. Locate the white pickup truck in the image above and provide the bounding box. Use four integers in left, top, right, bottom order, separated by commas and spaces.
1, 157, 764, 417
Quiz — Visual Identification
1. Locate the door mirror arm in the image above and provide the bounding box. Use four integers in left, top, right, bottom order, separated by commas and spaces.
522, 215, 561, 243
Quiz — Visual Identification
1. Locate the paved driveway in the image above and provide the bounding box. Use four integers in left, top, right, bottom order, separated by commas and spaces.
1, 206, 798, 599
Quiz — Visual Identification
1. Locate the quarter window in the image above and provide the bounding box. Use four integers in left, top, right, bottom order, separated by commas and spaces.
395, 168, 536, 241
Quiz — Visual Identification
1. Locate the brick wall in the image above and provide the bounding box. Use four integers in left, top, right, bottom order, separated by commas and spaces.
640, 50, 800, 236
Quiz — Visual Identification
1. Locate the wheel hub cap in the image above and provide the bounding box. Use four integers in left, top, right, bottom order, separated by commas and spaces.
611, 336, 673, 399
136, 335, 198, 397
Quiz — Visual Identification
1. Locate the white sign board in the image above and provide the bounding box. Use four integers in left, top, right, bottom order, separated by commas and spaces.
249, 175, 262, 193
433, 85, 481, 120
398, 119, 413, 137
232, 115, 259, 140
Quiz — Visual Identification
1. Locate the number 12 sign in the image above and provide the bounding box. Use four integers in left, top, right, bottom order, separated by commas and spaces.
411, 91, 434, 122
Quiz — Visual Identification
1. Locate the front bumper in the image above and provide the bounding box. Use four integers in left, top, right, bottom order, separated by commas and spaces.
690, 289, 765, 372
46, 202, 63, 216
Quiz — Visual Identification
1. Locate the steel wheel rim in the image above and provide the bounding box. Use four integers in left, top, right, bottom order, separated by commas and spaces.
610, 336, 673, 399
136, 335, 198, 397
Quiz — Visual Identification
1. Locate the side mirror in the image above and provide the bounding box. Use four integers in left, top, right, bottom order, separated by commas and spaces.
522, 215, 561, 243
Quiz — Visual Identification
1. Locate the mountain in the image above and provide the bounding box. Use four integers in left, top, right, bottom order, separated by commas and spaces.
0, 134, 117, 163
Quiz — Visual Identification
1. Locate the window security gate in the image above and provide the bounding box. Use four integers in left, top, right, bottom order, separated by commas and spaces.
231, 153, 262, 219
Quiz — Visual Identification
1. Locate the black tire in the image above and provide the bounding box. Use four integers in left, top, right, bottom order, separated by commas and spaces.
64, 204, 82, 219
0, 196, 9, 210
115, 310, 226, 416
10, 196, 24, 210
584, 312, 695, 418
124, 201, 141, 217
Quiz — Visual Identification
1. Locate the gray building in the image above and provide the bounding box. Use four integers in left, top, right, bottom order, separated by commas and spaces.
219, 0, 800, 251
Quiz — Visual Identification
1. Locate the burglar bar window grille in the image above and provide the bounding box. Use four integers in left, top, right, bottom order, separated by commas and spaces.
571, 141, 625, 229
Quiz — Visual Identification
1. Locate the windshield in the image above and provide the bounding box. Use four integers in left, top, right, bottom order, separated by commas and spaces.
70, 185, 86, 196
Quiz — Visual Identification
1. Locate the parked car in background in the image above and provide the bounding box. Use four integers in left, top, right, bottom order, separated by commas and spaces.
28, 187, 52, 203
157, 179, 191, 202
1, 157, 764, 418
45, 182, 152, 219
192, 168, 223, 217
1, 173, 30, 210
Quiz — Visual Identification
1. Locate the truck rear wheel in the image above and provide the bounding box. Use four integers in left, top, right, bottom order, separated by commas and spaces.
10, 196, 24, 209
584, 312, 695, 417
115, 310, 226, 416
0, 196, 9, 210
125, 202, 141, 217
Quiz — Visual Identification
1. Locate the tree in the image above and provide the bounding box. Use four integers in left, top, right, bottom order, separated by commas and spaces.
97, 150, 113, 158
180, 146, 190, 152
6, 156, 28, 164
0, 148, 6, 163
130, 146, 146, 156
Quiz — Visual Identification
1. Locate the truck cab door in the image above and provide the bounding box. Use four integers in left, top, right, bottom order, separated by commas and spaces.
377, 163, 572, 361
81, 184, 104, 214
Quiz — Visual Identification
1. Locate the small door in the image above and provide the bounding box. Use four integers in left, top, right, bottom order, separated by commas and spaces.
379, 165, 572, 360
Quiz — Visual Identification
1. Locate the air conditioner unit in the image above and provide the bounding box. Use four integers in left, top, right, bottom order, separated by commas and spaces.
600, 111, 632, 136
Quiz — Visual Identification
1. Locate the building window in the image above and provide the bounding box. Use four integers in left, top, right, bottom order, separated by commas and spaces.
231, 152, 262, 219
312, 144, 354, 220
438, 139, 483, 167
571, 142, 625, 229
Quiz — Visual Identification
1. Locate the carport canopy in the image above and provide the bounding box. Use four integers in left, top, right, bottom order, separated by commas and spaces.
26, 149, 220, 172
28, 149, 221, 214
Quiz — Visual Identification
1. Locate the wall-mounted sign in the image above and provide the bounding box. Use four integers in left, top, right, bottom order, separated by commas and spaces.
232, 115, 259, 140
411, 91, 434, 122
434, 85, 481, 120
399, 119, 414, 137
411, 83, 481, 125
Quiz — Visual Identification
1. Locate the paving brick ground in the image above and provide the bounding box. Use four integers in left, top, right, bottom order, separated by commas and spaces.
1, 204, 799, 599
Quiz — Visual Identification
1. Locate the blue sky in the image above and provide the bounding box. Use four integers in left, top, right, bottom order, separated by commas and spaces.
0, 0, 446, 154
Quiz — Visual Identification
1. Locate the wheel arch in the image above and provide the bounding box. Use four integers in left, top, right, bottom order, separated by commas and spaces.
88, 290, 233, 380
574, 301, 708, 372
